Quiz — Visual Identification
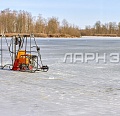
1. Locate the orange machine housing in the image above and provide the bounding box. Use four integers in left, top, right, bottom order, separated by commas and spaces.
12, 50, 30, 70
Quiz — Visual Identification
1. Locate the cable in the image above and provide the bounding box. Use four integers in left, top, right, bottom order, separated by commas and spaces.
5, 36, 12, 61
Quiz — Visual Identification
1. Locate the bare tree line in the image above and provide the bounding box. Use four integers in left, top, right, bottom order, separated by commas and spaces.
1, 9, 120, 37
81, 21, 120, 37
0, 9, 81, 37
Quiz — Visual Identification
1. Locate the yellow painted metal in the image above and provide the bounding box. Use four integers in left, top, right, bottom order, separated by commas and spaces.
16, 50, 30, 64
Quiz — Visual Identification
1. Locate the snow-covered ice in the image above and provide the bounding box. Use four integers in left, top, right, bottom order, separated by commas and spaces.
0, 37, 120, 116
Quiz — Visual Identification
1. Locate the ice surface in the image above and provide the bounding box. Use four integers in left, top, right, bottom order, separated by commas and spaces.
0, 37, 120, 116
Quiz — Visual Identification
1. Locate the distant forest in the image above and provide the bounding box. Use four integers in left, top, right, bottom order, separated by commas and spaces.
81, 21, 120, 37
0, 9, 120, 37
0, 9, 80, 37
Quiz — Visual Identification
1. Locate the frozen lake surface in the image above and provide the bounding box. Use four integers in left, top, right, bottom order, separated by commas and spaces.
0, 37, 120, 116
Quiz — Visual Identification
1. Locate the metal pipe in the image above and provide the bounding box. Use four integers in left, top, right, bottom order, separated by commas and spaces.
14, 36, 17, 61
1, 35, 2, 67
37, 56, 38, 69
25, 36, 27, 65
12, 36, 14, 66
30, 35, 31, 55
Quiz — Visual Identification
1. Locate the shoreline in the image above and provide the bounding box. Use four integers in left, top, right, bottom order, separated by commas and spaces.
1, 33, 120, 40
1, 33, 80, 38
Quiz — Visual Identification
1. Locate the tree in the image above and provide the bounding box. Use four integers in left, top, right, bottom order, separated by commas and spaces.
35, 15, 46, 33
94, 21, 101, 34
118, 22, 120, 35
46, 17, 59, 34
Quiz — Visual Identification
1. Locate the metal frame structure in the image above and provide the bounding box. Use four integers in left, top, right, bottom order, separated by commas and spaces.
0, 34, 49, 73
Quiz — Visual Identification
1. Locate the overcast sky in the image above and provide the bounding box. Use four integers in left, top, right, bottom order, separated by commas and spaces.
0, 0, 120, 28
